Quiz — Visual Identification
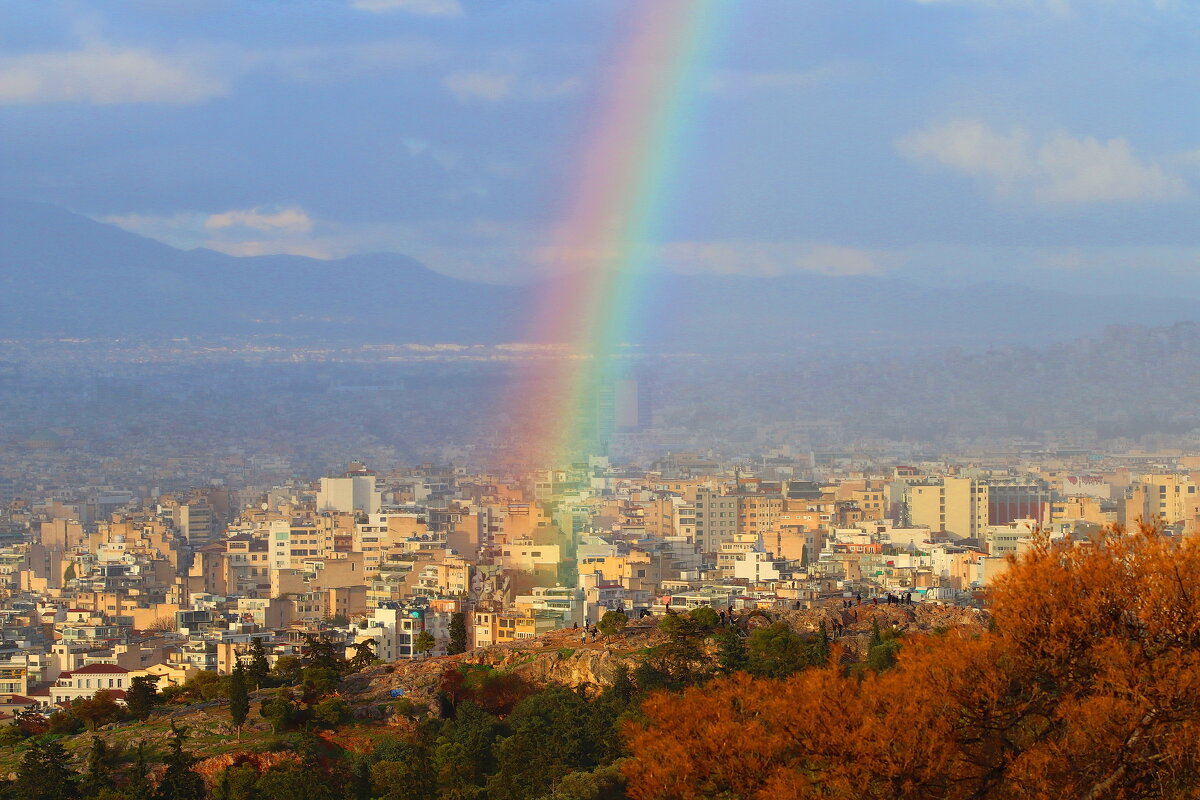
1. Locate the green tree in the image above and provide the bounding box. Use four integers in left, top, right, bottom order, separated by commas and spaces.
869, 617, 884, 651
125, 742, 151, 800
448, 612, 468, 655
14, 737, 78, 800
261, 691, 299, 734
300, 634, 345, 673
413, 630, 436, 657
63, 563, 76, 582
371, 742, 437, 800
248, 638, 271, 689
597, 610, 628, 636
229, 660, 250, 737
153, 723, 206, 800
79, 737, 111, 800
714, 627, 749, 674
348, 639, 377, 672
270, 655, 303, 687
312, 697, 352, 728
433, 701, 503, 795
488, 688, 596, 800
125, 675, 159, 722
746, 622, 811, 679
688, 606, 720, 629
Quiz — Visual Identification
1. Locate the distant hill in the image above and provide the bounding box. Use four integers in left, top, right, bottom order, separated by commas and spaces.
2, 200, 1198, 352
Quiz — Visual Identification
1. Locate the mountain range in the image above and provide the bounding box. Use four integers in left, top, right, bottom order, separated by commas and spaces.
1, 199, 1195, 353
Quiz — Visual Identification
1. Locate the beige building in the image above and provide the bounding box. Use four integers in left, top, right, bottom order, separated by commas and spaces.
907, 477, 988, 539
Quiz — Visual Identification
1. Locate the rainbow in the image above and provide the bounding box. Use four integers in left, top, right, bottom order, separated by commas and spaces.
503, 0, 731, 466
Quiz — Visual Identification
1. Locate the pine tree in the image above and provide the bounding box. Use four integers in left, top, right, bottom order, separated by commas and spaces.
413, 630, 436, 657
248, 637, 270, 689
714, 628, 749, 674
124, 742, 151, 800
153, 723, 205, 800
14, 737, 78, 800
229, 660, 250, 738
448, 612, 468, 655
79, 737, 110, 799
125, 675, 159, 722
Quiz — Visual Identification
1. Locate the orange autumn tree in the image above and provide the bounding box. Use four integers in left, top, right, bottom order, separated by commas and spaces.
624, 524, 1200, 800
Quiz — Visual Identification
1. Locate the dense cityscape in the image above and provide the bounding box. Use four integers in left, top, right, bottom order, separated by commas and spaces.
8, 0, 1200, 796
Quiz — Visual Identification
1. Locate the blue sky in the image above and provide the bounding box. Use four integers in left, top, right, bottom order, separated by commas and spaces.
2, 0, 1200, 293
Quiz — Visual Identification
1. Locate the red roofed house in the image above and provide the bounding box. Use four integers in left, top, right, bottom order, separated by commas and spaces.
51, 663, 130, 705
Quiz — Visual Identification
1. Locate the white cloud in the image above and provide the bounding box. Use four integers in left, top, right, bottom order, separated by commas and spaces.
1034, 134, 1185, 202
898, 120, 1032, 193
442, 71, 514, 102
897, 119, 1185, 204
0, 43, 225, 105
350, 0, 463, 15
204, 207, 313, 233
441, 71, 582, 103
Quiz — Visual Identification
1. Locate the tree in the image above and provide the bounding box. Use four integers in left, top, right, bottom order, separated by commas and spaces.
47, 709, 84, 735
153, 723, 205, 800
72, 689, 121, 731
413, 630, 436, 657
229, 660, 250, 737
488, 688, 596, 800
348, 638, 377, 672
261, 691, 299, 734
125, 675, 159, 722
248, 638, 271, 689
598, 610, 628, 636
14, 737, 78, 800
125, 742, 152, 800
688, 606, 720, 630
448, 611, 468, 655
312, 697, 352, 728
79, 737, 111, 799
713, 627, 749, 674
746, 621, 815, 679
300, 633, 345, 673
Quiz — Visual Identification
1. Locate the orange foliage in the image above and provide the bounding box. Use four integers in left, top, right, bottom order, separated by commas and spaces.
624, 525, 1200, 800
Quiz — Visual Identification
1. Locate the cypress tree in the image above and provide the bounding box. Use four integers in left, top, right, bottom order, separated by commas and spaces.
448, 612, 468, 655
229, 660, 250, 738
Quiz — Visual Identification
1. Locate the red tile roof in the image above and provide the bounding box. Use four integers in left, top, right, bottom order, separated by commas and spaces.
66, 664, 129, 675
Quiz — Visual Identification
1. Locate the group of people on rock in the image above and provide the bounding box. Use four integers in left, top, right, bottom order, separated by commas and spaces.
840, 591, 915, 608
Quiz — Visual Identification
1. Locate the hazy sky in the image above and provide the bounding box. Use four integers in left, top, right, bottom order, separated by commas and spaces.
3, 0, 1199, 292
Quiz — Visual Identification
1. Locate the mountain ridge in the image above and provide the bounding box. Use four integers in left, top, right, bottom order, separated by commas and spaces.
2, 200, 1197, 352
